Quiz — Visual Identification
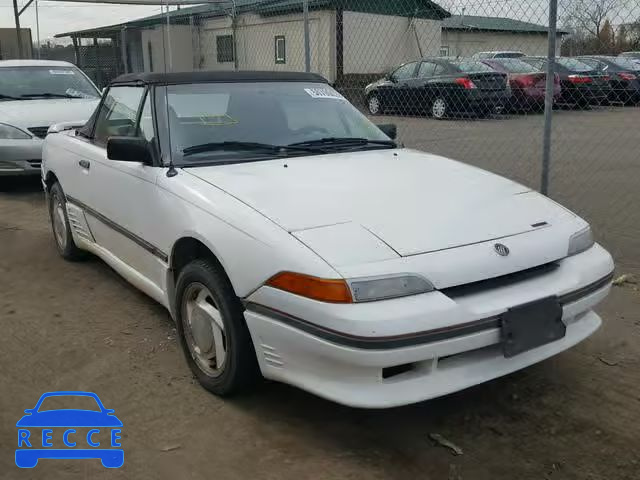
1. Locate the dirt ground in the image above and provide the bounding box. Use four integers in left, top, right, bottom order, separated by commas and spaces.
1, 109, 639, 479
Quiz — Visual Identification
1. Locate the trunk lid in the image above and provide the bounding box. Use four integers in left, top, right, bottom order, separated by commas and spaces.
468, 72, 508, 91
186, 149, 574, 257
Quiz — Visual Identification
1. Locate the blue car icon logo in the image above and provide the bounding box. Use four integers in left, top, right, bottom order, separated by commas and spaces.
16, 391, 123, 468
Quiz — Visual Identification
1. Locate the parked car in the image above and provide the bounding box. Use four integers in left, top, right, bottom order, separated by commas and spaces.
0, 60, 101, 176
576, 56, 640, 104
521, 57, 611, 107
42, 71, 613, 409
365, 58, 509, 118
619, 51, 640, 60
482, 58, 560, 111
471, 51, 525, 59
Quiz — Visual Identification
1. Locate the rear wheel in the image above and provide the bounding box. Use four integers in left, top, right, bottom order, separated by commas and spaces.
175, 259, 260, 396
48, 182, 86, 261
367, 94, 383, 115
431, 98, 448, 119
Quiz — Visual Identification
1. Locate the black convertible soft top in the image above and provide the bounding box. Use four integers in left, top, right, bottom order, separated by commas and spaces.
110, 70, 328, 86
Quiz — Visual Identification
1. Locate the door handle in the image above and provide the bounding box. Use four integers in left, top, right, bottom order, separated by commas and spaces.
78, 159, 90, 169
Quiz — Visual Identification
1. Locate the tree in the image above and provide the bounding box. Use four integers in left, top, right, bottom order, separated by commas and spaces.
598, 18, 615, 51
562, 0, 623, 37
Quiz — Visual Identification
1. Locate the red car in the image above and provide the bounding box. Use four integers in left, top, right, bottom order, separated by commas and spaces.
482, 58, 560, 111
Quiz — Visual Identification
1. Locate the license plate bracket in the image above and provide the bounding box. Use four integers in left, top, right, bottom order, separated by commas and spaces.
501, 297, 565, 358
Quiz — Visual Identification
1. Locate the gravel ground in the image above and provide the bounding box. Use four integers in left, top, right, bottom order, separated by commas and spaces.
1, 108, 639, 479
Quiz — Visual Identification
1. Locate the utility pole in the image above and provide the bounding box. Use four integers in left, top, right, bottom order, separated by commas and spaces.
12, 0, 24, 58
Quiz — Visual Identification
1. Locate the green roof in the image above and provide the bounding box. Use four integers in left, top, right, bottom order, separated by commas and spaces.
442, 15, 568, 34
57, 0, 450, 38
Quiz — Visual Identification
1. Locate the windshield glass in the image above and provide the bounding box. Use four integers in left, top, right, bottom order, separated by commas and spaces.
557, 58, 594, 72
494, 58, 539, 73
452, 61, 495, 73
166, 82, 391, 164
0, 66, 100, 100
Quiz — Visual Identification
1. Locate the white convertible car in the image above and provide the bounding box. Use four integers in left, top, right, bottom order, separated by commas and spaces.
42, 71, 614, 408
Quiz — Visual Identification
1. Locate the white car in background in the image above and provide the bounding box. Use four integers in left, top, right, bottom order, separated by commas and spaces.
42, 71, 614, 408
0, 60, 100, 176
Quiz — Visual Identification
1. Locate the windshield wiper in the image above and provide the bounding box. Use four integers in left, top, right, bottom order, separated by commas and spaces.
0, 94, 21, 100
289, 137, 397, 149
21, 93, 83, 99
182, 141, 319, 157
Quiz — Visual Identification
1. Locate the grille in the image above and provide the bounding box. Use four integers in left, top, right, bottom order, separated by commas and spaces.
441, 262, 559, 299
28, 127, 49, 139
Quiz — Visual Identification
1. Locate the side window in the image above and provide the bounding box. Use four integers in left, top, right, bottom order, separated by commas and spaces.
417, 62, 436, 78
433, 64, 447, 76
93, 86, 145, 146
137, 93, 155, 142
392, 62, 417, 81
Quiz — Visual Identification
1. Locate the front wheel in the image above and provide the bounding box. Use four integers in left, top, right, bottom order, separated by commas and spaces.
431, 97, 448, 119
367, 94, 383, 115
48, 182, 86, 261
175, 259, 260, 396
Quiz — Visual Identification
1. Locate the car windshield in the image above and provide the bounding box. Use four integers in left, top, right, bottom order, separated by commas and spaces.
37, 395, 101, 412
494, 58, 539, 73
0, 66, 100, 100
556, 58, 594, 72
166, 82, 392, 165
452, 61, 496, 73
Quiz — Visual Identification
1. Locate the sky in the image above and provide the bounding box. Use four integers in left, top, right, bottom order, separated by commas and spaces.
0, 0, 161, 42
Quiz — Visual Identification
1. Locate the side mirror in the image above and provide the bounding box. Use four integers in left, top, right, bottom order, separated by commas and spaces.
107, 136, 153, 165
377, 123, 397, 140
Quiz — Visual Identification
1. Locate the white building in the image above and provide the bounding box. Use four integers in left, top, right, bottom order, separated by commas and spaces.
57, 0, 448, 84
56, 2, 564, 86
441, 15, 567, 58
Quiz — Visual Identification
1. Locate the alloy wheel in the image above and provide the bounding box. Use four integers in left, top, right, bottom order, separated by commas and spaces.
432, 98, 447, 119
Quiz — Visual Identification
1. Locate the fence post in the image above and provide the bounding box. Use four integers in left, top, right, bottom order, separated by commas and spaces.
541, 0, 558, 196
303, 0, 311, 72
120, 28, 128, 74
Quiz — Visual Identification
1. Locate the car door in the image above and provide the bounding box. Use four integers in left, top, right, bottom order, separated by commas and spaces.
75, 85, 167, 294
383, 62, 418, 113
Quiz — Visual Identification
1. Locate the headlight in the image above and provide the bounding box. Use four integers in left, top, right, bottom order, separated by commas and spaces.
266, 272, 434, 303
349, 274, 434, 302
568, 226, 594, 256
0, 123, 31, 139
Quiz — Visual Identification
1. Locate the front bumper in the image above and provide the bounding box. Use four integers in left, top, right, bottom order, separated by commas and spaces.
0, 138, 43, 176
244, 244, 613, 408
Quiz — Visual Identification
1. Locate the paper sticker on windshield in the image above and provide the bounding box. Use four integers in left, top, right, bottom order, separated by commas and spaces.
49, 69, 75, 75
304, 88, 344, 100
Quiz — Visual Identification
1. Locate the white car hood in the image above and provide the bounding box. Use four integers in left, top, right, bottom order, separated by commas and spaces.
188, 149, 575, 257
0, 98, 99, 130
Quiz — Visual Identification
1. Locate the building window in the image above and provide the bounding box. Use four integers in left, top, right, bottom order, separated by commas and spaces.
439, 46, 449, 57
147, 42, 153, 72
217, 35, 234, 63
275, 35, 286, 64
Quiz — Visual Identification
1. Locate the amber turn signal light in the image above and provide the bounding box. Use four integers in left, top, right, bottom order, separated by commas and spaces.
266, 272, 353, 303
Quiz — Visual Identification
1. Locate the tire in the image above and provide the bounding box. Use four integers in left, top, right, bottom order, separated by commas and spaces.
175, 259, 260, 396
367, 93, 383, 115
48, 182, 86, 261
431, 97, 448, 119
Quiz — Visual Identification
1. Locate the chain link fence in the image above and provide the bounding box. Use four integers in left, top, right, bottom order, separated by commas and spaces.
54, 0, 640, 271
